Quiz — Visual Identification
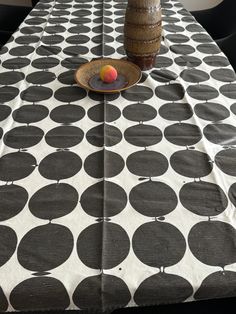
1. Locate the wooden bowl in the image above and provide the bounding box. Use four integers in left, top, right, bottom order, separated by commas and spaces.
74, 58, 142, 93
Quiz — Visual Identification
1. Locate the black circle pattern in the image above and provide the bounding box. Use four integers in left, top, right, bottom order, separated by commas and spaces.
0, 0, 236, 312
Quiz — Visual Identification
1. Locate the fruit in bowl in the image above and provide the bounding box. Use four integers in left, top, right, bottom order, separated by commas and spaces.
100, 65, 118, 83
87, 62, 130, 91
75, 59, 142, 93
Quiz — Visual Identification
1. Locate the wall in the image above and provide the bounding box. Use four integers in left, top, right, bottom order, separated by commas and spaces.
0, 0, 223, 10
179, 0, 222, 11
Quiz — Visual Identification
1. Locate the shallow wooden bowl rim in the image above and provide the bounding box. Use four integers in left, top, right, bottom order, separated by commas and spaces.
74, 58, 142, 93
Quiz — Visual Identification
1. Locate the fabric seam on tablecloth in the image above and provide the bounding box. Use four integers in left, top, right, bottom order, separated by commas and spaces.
101, 0, 106, 311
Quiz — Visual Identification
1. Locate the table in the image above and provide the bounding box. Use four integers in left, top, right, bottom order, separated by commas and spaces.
1, 0, 236, 312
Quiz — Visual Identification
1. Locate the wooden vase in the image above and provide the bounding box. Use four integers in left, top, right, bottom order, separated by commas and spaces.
124, 0, 162, 71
